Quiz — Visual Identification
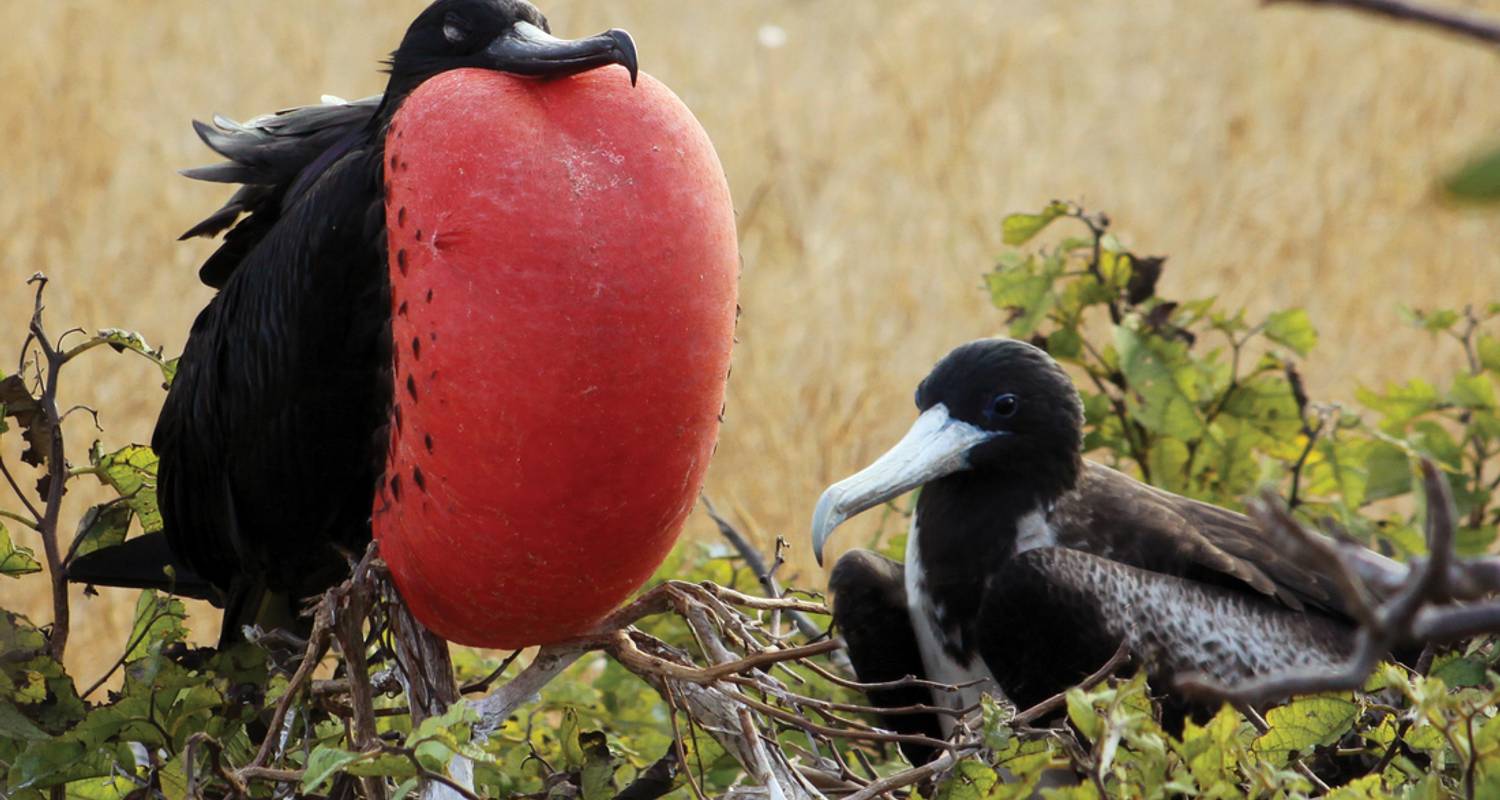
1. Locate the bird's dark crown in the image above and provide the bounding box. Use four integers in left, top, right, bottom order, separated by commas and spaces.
916, 338, 1084, 498
385, 0, 549, 97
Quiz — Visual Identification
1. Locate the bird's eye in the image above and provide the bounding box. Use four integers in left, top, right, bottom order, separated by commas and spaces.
442, 13, 470, 44
986, 393, 1020, 421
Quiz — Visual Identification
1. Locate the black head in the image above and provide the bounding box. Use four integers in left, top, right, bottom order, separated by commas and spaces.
812, 338, 1084, 565
384, 0, 638, 103
915, 338, 1084, 490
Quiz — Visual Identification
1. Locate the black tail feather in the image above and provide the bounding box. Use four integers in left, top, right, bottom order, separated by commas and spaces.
66, 532, 222, 603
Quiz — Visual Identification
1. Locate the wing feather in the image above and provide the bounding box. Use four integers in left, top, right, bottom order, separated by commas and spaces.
1051, 463, 1373, 616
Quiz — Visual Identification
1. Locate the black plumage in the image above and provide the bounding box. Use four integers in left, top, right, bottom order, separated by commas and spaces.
812, 338, 1402, 759
66, 0, 638, 644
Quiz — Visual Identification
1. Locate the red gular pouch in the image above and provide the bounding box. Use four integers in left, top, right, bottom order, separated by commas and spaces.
376, 66, 738, 648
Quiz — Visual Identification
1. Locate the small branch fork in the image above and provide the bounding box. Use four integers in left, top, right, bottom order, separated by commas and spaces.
1178, 459, 1500, 705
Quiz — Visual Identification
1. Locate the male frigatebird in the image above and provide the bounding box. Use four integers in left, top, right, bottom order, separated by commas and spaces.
67, 0, 645, 644
812, 338, 1407, 762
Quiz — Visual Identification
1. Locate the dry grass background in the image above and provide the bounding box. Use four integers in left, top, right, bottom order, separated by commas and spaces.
2, 0, 1498, 675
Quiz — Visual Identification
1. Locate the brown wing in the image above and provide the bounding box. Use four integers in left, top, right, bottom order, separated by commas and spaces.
1049, 462, 1349, 615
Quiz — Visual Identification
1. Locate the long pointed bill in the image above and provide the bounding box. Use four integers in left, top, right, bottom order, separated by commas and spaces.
812, 404, 998, 566
486, 21, 639, 85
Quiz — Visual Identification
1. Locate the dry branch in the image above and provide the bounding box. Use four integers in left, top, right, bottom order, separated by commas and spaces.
1178, 459, 1500, 705
1267, 0, 1500, 45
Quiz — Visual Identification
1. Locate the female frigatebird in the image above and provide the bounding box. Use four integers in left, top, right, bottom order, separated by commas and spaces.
812, 338, 1407, 761
68, 0, 645, 644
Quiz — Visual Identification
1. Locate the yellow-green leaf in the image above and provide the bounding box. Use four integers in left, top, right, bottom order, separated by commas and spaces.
1252, 694, 1358, 766
90, 444, 162, 533
1001, 201, 1068, 245
1264, 309, 1318, 357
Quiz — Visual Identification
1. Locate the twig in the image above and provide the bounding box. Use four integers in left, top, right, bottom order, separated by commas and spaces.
1266, 0, 1500, 45
801, 659, 982, 694
1012, 641, 1131, 725
81, 605, 183, 699
1175, 459, 1492, 705
248, 598, 334, 769
25, 275, 74, 661
663, 682, 708, 800
0, 456, 43, 523
839, 746, 976, 800
459, 648, 524, 694
1239, 706, 1332, 794
702, 497, 840, 652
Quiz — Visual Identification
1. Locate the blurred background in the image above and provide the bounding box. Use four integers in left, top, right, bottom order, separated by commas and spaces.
2, 0, 1497, 674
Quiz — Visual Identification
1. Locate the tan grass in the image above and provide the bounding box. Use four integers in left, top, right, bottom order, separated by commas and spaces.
2, 1, 1498, 675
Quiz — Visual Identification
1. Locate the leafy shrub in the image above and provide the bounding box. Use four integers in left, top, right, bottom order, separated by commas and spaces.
2, 205, 1499, 799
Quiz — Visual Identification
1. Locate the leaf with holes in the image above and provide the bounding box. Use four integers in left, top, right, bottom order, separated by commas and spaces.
96, 328, 177, 388
69, 503, 132, 561
89, 443, 162, 533
0, 524, 41, 578
1252, 694, 1358, 766
124, 590, 187, 663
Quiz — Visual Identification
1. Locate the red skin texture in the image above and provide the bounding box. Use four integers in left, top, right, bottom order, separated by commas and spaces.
374, 67, 738, 648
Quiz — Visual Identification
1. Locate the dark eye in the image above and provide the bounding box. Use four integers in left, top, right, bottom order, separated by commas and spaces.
986, 393, 1020, 421
442, 12, 470, 44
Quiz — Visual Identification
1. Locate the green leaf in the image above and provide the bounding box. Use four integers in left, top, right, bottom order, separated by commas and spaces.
1065, 687, 1102, 741
1263, 309, 1318, 357
0, 698, 49, 741
64, 776, 137, 800
1479, 335, 1500, 374
934, 758, 999, 800
1001, 201, 1068, 245
1429, 653, 1488, 688
1356, 379, 1439, 432
125, 590, 187, 662
96, 328, 176, 387
559, 707, 584, 770
158, 752, 189, 800
1114, 325, 1204, 440
69, 502, 133, 561
1449, 373, 1497, 410
1445, 143, 1500, 203
1252, 694, 1358, 765
90, 443, 162, 533
986, 259, 1058, 338
1176, 705, 1250, 789
578, 730, 618, 800
0, 523, 41, 578
392, 777, 421, 800
1047, 327, 1084, 362
302, 745, 367, 793
1400, 307, 1460, 333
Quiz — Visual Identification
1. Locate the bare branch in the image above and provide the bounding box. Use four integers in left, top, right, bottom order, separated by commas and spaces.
1176, 458, 1500, 706
1266, 0, 1500, 46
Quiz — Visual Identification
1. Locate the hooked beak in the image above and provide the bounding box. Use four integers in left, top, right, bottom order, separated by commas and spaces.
486, 21, 639, 86
811, 404, 998, 566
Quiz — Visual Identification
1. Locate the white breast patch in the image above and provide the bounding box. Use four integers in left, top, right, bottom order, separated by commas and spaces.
904, 518, 1000, 736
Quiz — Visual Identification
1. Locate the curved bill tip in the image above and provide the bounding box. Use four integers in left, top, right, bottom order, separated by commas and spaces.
488, 22, 641, 86
807, 404, 995, 569
606, 29, 639, 86
811, 490, 848, 568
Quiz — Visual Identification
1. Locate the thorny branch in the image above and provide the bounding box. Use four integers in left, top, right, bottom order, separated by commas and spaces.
1178, 459, 1500, 705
